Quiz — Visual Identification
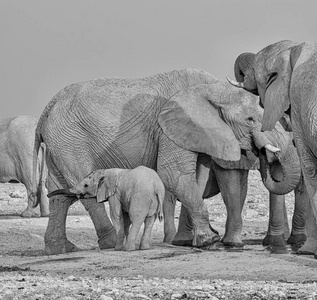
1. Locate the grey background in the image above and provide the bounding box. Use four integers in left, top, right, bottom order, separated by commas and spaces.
1, 0, 316, 118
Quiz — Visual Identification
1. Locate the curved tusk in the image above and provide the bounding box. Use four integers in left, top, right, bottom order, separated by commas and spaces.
226, 75, 245, 88
264, 144, 280, 153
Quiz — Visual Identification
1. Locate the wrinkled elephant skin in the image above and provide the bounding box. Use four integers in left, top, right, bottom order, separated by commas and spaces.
35, 68, 301, 254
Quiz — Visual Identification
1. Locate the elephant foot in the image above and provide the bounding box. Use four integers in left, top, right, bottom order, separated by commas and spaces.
262, 234, 286, 247
98, 229, 117, 249
40, 209, 50, 217
287, 233, 307, 248
123, 242, 136, 251
296, 239, 317, 255
163, 232, 176, 244
114, 244, 124, 251
222, 234, 244, 248
172, 230, 194, 247
222, 240, 244, 249
45, 239, 79, 255
139, 243, 151, 250
262, 234, 290, 254
223, 242, 244, 248
21, 207, 40, 218
193, 231, 221, 248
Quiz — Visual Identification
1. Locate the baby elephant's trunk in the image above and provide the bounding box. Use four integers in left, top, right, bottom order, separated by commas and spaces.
155, 184, 165, 222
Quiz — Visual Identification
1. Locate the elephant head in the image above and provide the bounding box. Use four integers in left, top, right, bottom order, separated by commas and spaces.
69, 169, 120, 202
227, 40, 302, 131
159, 81, 301, 194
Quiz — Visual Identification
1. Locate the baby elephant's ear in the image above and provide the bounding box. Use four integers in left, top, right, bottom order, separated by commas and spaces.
96, 177, 107, 203
96, 175, 117, 202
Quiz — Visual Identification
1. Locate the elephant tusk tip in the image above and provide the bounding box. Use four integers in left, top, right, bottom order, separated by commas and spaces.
226, 75, 244, 88
264, 144, 281, 153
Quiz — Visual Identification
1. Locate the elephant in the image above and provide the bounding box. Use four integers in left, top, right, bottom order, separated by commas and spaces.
0, 116, 49, 217
32, 68, 300, 255
228, 40, 317, 256
163, 153, 307, 250
68, 166, 165, 251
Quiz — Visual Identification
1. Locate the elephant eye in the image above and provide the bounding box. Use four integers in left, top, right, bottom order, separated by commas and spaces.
84, 184, 88, 188
266, 72, 277, 87
247, 116, 255, 124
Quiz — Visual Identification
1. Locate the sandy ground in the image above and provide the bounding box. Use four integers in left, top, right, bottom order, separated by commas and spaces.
0, 171, 317, 299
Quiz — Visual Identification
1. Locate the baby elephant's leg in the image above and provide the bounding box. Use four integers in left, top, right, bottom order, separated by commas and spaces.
124, 201, 149, 251
123, 211, 131, 237
109, 198, 125, 251
123, 218, 143, 251
140, 214, 156, 250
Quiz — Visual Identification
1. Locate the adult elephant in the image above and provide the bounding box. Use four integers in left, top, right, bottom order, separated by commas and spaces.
32, 68, 300, 255
0, 116, 48, 217
164, 151, 306, 249
228, 40, 317, 257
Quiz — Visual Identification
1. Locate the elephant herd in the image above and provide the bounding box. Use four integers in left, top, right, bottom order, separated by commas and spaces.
2, 39, 317, 258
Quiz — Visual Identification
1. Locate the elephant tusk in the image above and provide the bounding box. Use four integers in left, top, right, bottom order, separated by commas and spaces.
226, 76, 245, 88
264, 144, 280, 153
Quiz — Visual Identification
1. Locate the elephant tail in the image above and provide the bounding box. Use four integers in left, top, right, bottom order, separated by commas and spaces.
155, 182, 165, 222
31, 132, 44, 208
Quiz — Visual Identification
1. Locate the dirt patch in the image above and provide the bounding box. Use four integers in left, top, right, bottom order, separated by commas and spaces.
0, 172, 317, 299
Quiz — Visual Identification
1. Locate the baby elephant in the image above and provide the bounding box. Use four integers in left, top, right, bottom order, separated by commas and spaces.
69, 166, 165, 251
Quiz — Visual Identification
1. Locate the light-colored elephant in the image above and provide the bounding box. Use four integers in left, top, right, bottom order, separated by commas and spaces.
68, 166, 165, 251
32, 68, 300, 255
164, 153, 307, 250
0, 116, 49, 217
228, 40, 317, 257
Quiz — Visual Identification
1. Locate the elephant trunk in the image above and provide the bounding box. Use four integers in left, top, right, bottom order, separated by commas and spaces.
259, 140, 301, 195
47, 189, 76, 198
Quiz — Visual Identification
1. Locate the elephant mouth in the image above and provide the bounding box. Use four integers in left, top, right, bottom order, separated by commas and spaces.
260, 150, 285, 183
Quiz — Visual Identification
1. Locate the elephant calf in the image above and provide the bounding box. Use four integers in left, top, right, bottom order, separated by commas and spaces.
70, 166, 165, 251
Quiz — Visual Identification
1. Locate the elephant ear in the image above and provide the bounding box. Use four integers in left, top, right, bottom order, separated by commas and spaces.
158, 85, 241, 161
96, 174, 117, 203
261, 50, 293, 131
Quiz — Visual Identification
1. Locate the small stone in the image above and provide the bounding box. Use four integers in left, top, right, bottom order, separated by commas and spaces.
135, 294, 151, 300
67, 275, 76, 281
100, 296, 113, 300
171, 293, 183, 299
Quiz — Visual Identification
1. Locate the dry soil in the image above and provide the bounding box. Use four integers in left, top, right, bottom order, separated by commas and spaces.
0, 171, 317, 299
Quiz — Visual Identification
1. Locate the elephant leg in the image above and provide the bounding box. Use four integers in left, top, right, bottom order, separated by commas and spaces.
124, 219, 143, 251
43, 168, 81, 254
80, 198, 117, 250
38, 156, 49, 217
172, 204, 194, 246
297, 200, 317, 255
163, 191, 177, 243
21, 191, 40, 218
172, 175, 218, 247
215, 166, 247, 248
292, 142, 317, 257
287, 177, 308, 247
123, 211, 131, 238
157, 138, 219, 247
20, 174, 40, 218
140, 215, 156, 250
262, 193, 288, 248
44, 194, 79, 255
108, 197, 124, 250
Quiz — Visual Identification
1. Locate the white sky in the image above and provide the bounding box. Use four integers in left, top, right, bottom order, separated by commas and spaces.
1, 0, 316, 118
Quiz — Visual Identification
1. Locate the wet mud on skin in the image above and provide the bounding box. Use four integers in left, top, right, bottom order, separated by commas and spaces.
1, 172, 317, 299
